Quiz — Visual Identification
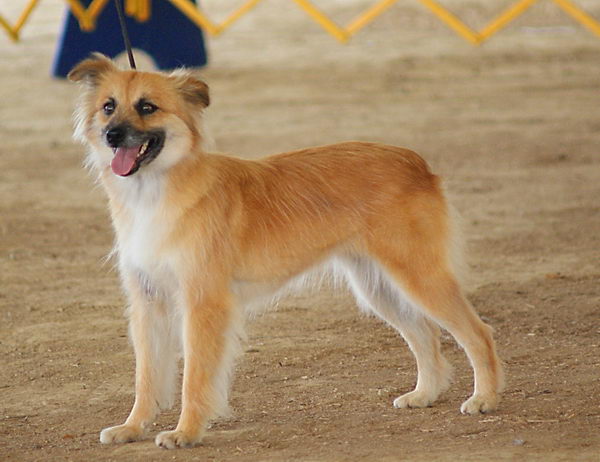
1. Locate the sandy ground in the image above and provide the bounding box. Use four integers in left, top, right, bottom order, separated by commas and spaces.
1, 1, 599, 461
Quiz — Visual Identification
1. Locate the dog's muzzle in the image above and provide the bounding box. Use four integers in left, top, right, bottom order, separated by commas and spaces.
104, 124, 165, 177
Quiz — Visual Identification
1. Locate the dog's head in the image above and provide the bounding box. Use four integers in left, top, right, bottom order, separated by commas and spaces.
69, 53, 210, 177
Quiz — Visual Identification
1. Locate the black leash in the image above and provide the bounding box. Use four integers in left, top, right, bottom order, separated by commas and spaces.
114, 0, 137, 69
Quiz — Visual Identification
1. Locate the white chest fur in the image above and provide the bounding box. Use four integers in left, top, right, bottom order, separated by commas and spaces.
112, 176, 178, 298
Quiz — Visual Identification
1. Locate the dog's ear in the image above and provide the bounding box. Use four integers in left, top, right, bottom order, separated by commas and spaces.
171, 71, 210, 108
68, 53, 116, 85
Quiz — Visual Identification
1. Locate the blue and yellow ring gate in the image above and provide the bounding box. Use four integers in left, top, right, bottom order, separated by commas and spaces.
1, 0, 600, 43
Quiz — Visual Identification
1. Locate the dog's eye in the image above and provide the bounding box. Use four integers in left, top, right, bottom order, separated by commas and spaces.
139, 102, 158, 116
103, 100, 115, 116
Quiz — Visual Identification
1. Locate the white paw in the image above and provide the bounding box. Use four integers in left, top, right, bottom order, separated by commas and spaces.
155, 430, 200, 449
393, 390, 437, 409
460, 393, 498, 414
100, 424, 144, 444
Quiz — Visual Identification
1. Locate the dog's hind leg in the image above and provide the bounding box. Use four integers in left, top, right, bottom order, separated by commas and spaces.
100, 272, 179, 444
339, 256, 452, 409
366, 221, 504, 414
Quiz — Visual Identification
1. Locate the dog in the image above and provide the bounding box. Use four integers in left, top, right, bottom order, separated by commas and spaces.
68, 53, 503, 449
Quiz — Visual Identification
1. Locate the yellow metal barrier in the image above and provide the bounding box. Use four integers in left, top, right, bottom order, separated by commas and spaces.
553, 0, 600, 37
168, 0, 263, 36
478, 0, 540, 43
1, 0, 600, 44
418, 0, 480, 44
0, 0, 41, 41
417, 0, 600, 44
61, 0, 109, 31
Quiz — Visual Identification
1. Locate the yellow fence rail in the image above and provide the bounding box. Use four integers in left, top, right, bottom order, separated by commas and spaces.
2, 0, 600, 44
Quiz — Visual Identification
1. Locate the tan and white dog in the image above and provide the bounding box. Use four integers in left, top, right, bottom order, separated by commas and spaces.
69, 54, 503, 449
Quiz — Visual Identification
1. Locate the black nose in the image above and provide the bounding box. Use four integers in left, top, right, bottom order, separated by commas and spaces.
106, 126, 126, 148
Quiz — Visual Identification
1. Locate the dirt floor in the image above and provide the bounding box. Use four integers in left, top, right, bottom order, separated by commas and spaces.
1, 0, 599, 461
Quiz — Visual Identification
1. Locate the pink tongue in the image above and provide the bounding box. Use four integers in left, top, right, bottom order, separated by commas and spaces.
111, 146, 140, 176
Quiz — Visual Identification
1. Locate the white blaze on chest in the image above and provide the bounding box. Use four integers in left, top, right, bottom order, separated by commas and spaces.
122, 209, 163, 270
115, 178, 177, 295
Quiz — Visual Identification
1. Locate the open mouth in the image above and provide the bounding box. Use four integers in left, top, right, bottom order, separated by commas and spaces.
110, 132, 165, 177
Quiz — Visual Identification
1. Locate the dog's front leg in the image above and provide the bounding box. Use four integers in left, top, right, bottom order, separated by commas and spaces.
156, 288, 238, 449
101, 273, 178, 444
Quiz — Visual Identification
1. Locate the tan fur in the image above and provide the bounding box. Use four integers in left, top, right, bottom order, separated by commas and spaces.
69, 54, 503, 449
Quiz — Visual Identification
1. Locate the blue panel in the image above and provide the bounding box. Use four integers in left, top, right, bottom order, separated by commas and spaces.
53, 0, 207, 77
